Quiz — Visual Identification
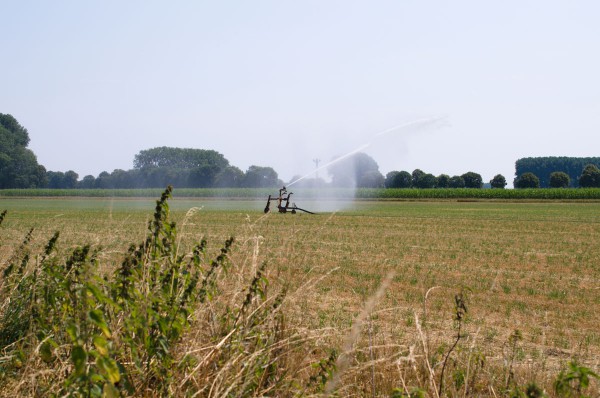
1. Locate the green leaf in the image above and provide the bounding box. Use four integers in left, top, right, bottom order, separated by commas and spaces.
90, 384, 103, 397
39, 341, 54, 363
66, 323, 79, 343
87, 283, 120, 309
97, 357, 121, 384
89, 309, 112, 338
71, 345, 87, 376
93, 335, 109, 357
102, 382, 120, 398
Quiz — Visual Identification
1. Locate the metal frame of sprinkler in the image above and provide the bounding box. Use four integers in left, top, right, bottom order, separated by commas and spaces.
264, 186, 315, 214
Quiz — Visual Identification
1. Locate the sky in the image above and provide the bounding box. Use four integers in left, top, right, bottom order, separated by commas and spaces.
2, 1, 599, 187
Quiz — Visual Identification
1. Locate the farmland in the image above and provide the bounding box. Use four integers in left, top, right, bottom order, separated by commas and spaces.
1, 194, 599, 396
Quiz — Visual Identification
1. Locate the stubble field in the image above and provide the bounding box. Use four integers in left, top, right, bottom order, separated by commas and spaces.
1, 195, 599, 396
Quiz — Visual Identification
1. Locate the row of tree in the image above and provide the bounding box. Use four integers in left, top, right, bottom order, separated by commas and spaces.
383, 170, 499, 189
2, 113, 600, 190
292, 153, 501, 189
0, 114, 287, 189
515, 157, 600, 187
46, 163, 283, 189
514, 164, 600, 188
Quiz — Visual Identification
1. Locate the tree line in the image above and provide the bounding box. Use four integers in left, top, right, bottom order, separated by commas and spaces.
47, 159, 282, 189
2, 114, 600, 190
383, 170, 500, 189
515, 156, 600, 188
0, 114, 284, 189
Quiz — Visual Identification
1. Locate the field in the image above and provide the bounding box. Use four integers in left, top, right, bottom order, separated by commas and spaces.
1, 194, 599, 396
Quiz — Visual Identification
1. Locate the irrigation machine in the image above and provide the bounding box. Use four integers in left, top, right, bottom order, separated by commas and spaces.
264, 186, 315, 214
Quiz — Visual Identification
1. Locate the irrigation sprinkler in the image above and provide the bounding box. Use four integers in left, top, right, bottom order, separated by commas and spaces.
263, 117, 446, 214
264, 186, 315, 214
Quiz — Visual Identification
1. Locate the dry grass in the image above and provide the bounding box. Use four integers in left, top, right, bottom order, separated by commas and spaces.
1, 197, 599, 396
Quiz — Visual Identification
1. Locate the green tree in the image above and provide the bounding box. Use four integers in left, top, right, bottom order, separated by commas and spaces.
0, 114, 46, 188
449, 175, 465, 188
109, 169, 132, 189
47, 171, 66, 188
144, 167, 182, 188
47, 170, 78, 189
187, 165, 221, 188
133, 147, 229, 170
514, 172, 540, 188
490, 174, 507, 189
79, 175, 96, 189
436, 174, 450, 188
242, 165, 280, 188
385, 171, 400, 188
385, 170, 412, 188
549, 171, 570, 188
578, 164, 600, 188
411, 169, 425, 187
516, 156, 600, 187
328, 152, 383, 188
63, 170, 79, 189
0, 113, 29, 147
133, 147, 230, 188
214, 166, 244, 187
414, 173, 437, 189
461, 171, 483, 188
94, 171, 112, 189
358, 170, 385, 188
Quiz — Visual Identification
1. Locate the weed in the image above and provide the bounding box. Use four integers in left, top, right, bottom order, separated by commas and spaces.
0, 187, 256, 396
554, 361, 600, 397
438, 287, 470, 394
505, 329, 524, 390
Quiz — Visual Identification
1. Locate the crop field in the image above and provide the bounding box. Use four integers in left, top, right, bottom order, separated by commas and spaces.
2, 187, 600, 200
1, 194, 599, 396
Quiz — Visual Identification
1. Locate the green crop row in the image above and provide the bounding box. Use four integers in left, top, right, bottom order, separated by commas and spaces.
357, 187, 600, 200
1, 187, 600, 200
0, 188, 273, 198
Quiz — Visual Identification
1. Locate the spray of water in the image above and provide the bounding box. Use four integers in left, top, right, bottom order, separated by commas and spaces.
287, 116, 447, 187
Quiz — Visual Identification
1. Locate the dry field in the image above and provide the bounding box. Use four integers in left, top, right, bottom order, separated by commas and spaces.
1, 196, 599, 396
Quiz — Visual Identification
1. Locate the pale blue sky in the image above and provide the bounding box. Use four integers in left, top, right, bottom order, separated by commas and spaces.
2, 1, 599, 187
